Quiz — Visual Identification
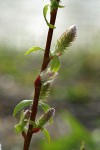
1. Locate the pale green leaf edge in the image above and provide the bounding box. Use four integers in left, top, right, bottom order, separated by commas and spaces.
25, 47, 44, 55
13, 100, 50, 117
42, 128, 51, 144
43, 4, 55, 29
39, 102, 50, 112
13, 100, 33, 117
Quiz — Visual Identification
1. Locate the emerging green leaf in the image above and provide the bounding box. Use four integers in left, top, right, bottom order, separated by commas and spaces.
13, 100, 33, 117
50, 0, 65, 10
42, 127, 51, 144
15, 123, 26, 134
25, 47, 44, 55
50, 55, 60, 72
43, 4, 55, 29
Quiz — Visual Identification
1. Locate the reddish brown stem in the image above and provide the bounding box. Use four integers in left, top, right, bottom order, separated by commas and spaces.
22, 131, 27, 140
41, 8, 59, 71
23, 77, 41, 150
23, 1, 60, 150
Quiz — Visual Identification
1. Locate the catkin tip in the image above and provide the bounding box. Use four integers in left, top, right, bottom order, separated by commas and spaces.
69, 25, 77, 34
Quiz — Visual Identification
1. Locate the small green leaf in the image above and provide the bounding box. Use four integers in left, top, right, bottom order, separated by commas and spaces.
50, 0, 65, 10
20, 110, 24, 121
15, 123, 25, 134
25, 47, 44, 55
58, 5, 65, 8
39, 102, 50, 112
51, 55, 60, 72
43, 4, 55, 29
42, 127, 51, 144
13, 100, 33, 117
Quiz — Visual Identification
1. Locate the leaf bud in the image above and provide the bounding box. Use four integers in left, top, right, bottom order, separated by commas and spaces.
40, 68, 58, 83
20, 110, 31, 123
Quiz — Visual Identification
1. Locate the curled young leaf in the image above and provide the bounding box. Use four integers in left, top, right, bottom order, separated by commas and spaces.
41, 127, 51, 144
50, 0, 65, 10
43, 4, 55, 29
39, 102, 50, 112
25, 47, 44, 55
13, 100, 33, 117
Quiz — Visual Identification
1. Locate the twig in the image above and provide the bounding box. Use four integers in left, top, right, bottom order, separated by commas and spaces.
23, 1, 60, 150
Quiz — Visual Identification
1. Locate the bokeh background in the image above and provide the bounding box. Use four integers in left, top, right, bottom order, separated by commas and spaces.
0, 0, 100, 149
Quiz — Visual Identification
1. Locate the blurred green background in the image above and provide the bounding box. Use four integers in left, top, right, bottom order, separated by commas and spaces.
0, 0, 100, 149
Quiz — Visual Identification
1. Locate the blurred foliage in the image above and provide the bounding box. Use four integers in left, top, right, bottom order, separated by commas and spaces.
42, 111, 96, 150
50, 47, 100, 102
0, 43, 100, 150
0, 46, 43, 87
0, 45, 100, 102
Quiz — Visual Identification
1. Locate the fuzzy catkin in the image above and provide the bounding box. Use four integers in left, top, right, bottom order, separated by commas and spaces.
37, 108, 55, 128
39, 69, 58, 101
54, 25, 77, 55
39, 82, 51, 101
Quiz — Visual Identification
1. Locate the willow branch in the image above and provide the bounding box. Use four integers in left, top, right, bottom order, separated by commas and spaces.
23, 1, 60, 150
